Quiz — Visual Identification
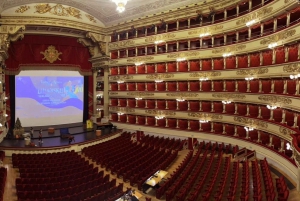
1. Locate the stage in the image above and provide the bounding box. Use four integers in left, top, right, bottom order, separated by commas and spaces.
0, 123, 116, 148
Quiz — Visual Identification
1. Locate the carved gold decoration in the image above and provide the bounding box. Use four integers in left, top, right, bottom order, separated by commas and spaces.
145, 110, 176, 116
212, 45, 246, 54
88, 47, 95, 57
145, 33, 176, 42
212, 93, 246, 99
0, 25, 25, 54
283, 63, 300, 73
279, 126, 295, 135
92, 62, 106, 68
260, 29, 296, 45
236, 68, 268, 75
35, 4, 81, 19
146, 74, 174, 79
127, 92, 155, 96
234, 117, 268, 128
188, 25, 223, 35
167, 52, 200, 58
85, 14, 96, 23
188, 113, 223, 120
236, 7, 273, 25
109, 92, 119, 95
127, 56, 154, 63
110, 75, 133, 81
166, 93, 198, 98
110, 107, 135, 113
284, 0, 293, 3
258, 95, 292, 105
109, 40, 135, 48
15, 5, 30, 13
189, 71, 221, 77
110, 60, 119, 65
40, 45, 62, 63
86, 32, 105, 43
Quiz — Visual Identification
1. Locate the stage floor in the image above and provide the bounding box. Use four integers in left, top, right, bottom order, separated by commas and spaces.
0, 123, 114, 148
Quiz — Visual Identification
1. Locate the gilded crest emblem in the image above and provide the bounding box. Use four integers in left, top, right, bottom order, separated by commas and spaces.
40, 45, 62, 63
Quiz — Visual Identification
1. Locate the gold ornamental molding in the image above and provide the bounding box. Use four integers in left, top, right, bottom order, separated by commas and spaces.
145, 110, 176, 116
127, 92, 155, 96
236, 7, 273, 25
85, 14, 97, 23
167, 52, 200, 58
145, 33, 176, 43
258, 95, 292, 105
34, 4, 81, 19
233, 117, 268, 128
110, 60, 119, 65
284, 0, 294, 3
212, 44, 247, 54
188, 25, 223, 35
279, 126, 296, 136
15, 5, 30, 13
109, 40, 135, 48
127, 56, 154, 63
260, 29, 296, 45
236, 68, 269, 76
212, 93, 246, 100
188, 112, 223, 120
109, 75, 134, 81
189, 71, 221, 78
283, 63, 300, 73
145, 73, 174, 80
109, 92, 119, 95
109, 106, 135, 113
166, 92, 199, 98
40, 45, 62, 63
294, 151, 300, 167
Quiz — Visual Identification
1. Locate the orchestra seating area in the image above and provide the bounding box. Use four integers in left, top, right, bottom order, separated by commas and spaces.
82, 132, 181, 190
0, 167, 7, 201
154, 141, 289, 201
12, 151, 124, 201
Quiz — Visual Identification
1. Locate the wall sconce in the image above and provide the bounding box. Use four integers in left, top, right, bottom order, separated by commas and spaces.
135, 62, 144, 66
4, 114, 8, 117
246, 19, 258, 27
244, 126, 254, 131
199, 77, 208, 81
199, 119, 209, 123
117, 112, 124, 115
117, 80, 124, 84
176, 58, 186, 62
199, 33, 210, 37
222, 100, 231, 104
154, 40, 165, 44
4, 97, 8, 100
176, 98, 185, 102
155, 79, 163, 83
155, 116, 164, 120
222, 53, 232, 57
135, 97, 143, 100
267, 105, 277, 110
268, 42, 278, 49
286, 143, 291, 150
290, 74, 300, 79
245, 77, 254, 81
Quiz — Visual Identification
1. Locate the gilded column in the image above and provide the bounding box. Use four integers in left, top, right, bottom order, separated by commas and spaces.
281, 110, 286, 124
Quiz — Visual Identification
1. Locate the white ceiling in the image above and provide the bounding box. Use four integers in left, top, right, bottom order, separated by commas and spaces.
0, 0, 207, 26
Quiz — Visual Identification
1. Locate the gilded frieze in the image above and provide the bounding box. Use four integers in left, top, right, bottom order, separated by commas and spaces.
146, 74, 174, 79
127, 56, 154, 63
233, 117, 268, 128
236, 68, 268, 75
15, 5, 30, 13
294, 151, 300, 166
34, 4, 81, 19
212, 94, 246, 100
109, 92, 119, 95
279, 126, 295, 135
145, 110, 176, 116
188, 112, 223, 120
236, 7, 273, 25
110, 60, 119, 65
109, 75, 133, 80
127, 92, 154, 96
258, 95, 292, 105
109, 107, 135, 113
212, 44, 246, 54
40, 45, 62, 63
260, 29, 296, 45
92, 62, 105, 67
188, 25, 223, 35
145, 33, 176, 43
189, 71, 221, 77
166, 93, 199, 98
109, 40, 135, 48
85, 14, 97, 23
283, 63, 300, 73
167, 52, 200, 58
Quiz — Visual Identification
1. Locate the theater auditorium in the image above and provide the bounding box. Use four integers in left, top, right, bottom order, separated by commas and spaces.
0, 0, 299, 200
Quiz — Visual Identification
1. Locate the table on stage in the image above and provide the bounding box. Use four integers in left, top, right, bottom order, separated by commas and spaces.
115, 190, 142, 201
95, 122, 113, 130
145, 170, 168, 187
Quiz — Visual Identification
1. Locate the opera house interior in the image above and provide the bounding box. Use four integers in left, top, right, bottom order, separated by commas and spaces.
0, 0, 300, 200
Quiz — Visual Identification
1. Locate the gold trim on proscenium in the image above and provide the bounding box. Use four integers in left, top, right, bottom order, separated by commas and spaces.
40, 45, 62, 63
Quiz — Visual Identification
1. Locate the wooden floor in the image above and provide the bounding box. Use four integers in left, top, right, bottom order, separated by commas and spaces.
3, 149, 300, 201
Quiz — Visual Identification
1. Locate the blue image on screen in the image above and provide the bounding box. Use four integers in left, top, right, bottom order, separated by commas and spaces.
16, 76, 83, 110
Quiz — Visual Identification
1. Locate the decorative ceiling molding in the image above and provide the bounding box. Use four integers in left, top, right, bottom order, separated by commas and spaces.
188, 112, 223, 120
145, 33, 176, 43
236, 68, 269, 76
109, 75, 133, 81
236, 7, 273, 25
166, 93, 199, 97
15, 5, 30, 13
233, 116, 268, 128
258, 95, 292, 105
212, 44, 247, 54
127, 56, 154, 63
145, 110, 176, 116
260, 29, 296, 45
189, 71, 221, 77
212, 94, 246, 100
109, 106, 135, 113
127, 92, 155, 96
146, 73, 174, 80
34, 4, 82, 19
283, 63, 300, 73
188, 25, 223, 35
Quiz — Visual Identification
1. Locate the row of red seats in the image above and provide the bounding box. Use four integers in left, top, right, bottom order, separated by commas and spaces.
0, 167, 7, 201
252, 160, 263, 201
12, 151, 76, 162
213, 156, 231, 201
227, 161, 239, 201
276, 176, 289, 201
140, 135, 182, 150
260, 158, 276, 201
240, 161, 250, 201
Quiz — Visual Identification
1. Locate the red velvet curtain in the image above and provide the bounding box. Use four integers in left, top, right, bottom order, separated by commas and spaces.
111, 113, 118, 121
157, 100, 166, 109
237, 104, 247, 116
213, 58, 224, 70
225, 103, 235, 114
128, 99, 135, 107
214, 102, 223, 113
202, 59, 212, 70
119, 99, 126, 107
190, 101, 200, 111
190, 120, 199, 131
202, 81, 211, 92
262, 50, 273, 66
261, 106, 270, 120
127, 66, 136, 74
287, 80, 296, 94
179, 61, 188, 72
178, 101, 188, 111
119, 67, 126, 75
250, 80, 259, 93
190, 81, 200, 91
168, 119, 176, 128
147, 64, 155, 73
238, 55, 248, 68
110, 99, 118, 106
288, 45, 298, 62
179, 120, 188, 130
146, 100, 155, 109
119, 83, 126, 91
167, 100, 177, 110
167, 62, 177, 72
213, 81, 223, 92
157, 82, 166, 91
137, 65, 146, 74
226, 56, 236, 69
138, 116, 146, 125
249, 105, 258, 117
128, 83, 136, 91
110, 67, 118, 75
137, 83, 146, 91
157, 63, 166, 73
202, 101, 211, 112
274, 80, 284, 94
273, 109, 282, 123
286, 110, 294, 127
167, 82, 177, 91
190, 60, 200, 71
178, 82, 188, 91
226, 81, 235, 92
250, 53, 260, 67
238, 81, 247, 92
225, 125, 234, 135
262, 80, 271, 93
275, 47, 285, 64
147, 83, 155, 91
111, 83, 118, 91
137, 99, 145, 108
